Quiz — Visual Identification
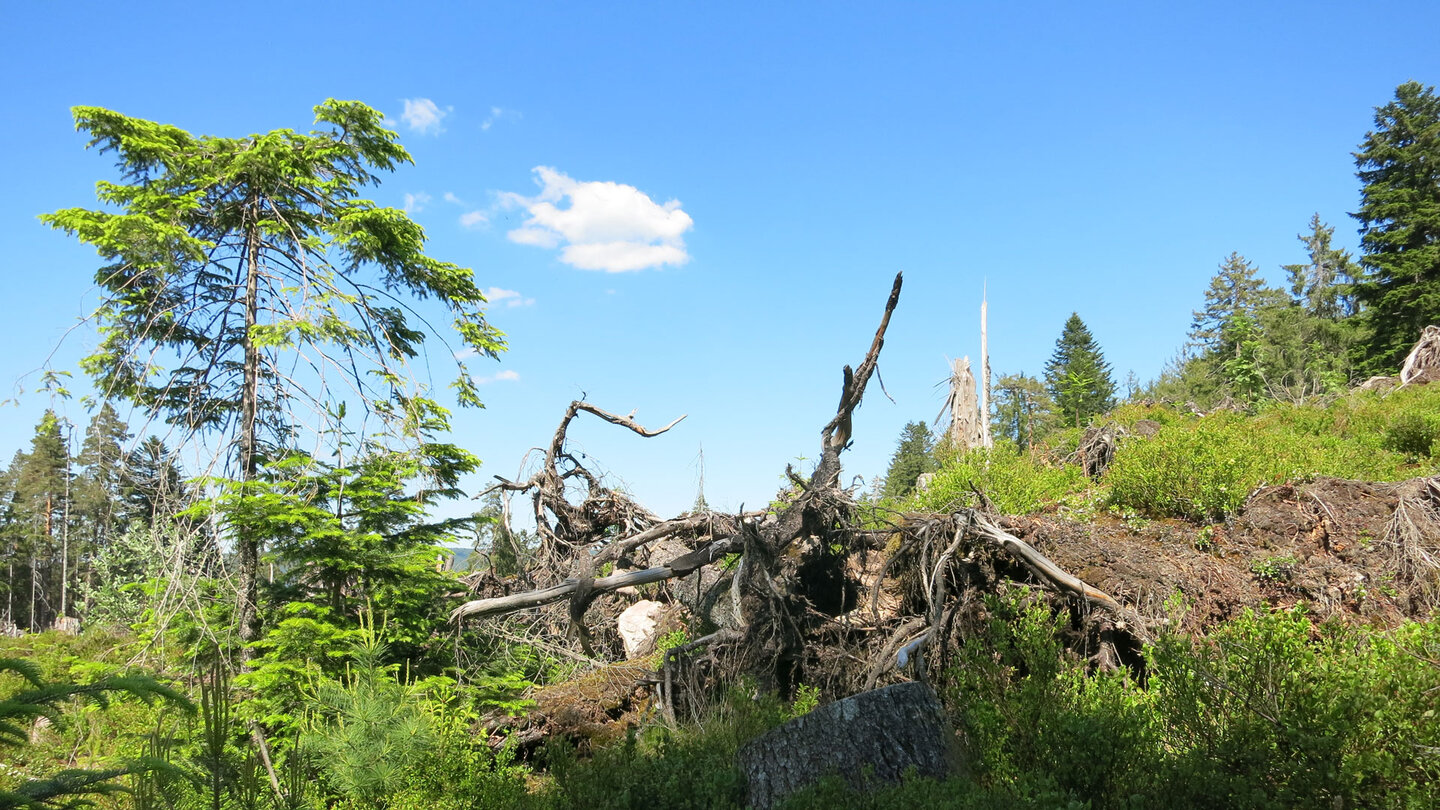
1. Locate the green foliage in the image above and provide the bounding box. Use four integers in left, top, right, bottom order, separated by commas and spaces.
545, 687, 789, 810
1382, 411, 1440, 459
42, 100, 505, 444
0, 650, 192, 810
1249, 555, 1298, 583
990, 373, 1058, 451
914, 443, 1086, 516
785, 597, 1440, 809
301, 622, 434, 807
880, 421, 938, 500
1351, 81, 1440, 374
1044, 314, 1115, 429
77, 524, 184, 630
1106, 391, 1439, 521
788, 683, 821, 718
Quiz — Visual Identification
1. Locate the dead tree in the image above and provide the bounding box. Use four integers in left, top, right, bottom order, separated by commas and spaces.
937, 357, 984, 451
452, 272, 1130, 721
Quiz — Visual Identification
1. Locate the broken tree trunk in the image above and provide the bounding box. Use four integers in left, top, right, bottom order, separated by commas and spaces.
738, 681, 958, 810
938, 357, 984, 452
1400, 325, 1440, 386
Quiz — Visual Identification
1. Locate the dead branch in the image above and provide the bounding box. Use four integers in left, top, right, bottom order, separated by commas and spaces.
816, 272, 903, 487
451, 532, 747, 621
965, 511, 1119, 610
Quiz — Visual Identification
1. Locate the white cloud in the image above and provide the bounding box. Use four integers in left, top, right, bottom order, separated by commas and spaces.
460, 210, 488, 229
475, 369, 520, 384
403, 192, 431, 213
501, 167, 693, 272
401, 98, 450, 134
483, 287, 535, 308
481, 106, 521, 131
443, 192, 464, 206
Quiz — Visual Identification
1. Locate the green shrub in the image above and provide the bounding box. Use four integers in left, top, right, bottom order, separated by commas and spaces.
782, 602, 1440, 810
544, 687, 789, 810
1106, 400, 1427, 521
914, 443, 1086, 515
1382, 412, 1440, 459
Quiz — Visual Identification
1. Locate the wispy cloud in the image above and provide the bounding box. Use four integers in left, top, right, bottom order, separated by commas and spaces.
483, 287, 535, 308
500, 167, 693, 272
460, 210, 488, 229
474, 369, 520, 383
443, 192, 465, 206
402, 192, 431, 213
401, 98, 451, 134
481, 106, 521, 131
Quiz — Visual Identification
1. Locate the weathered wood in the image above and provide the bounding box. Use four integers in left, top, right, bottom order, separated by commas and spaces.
967, 511, 1119, 610
938, 357, 984, 451
738, 682, 959, 810
453, 509, 1121, 621
450, 534, 744, 621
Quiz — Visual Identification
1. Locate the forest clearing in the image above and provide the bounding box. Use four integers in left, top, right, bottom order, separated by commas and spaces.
3, 6, 1440, 808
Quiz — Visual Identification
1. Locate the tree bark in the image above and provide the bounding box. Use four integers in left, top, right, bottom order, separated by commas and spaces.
738, 682, 959, 810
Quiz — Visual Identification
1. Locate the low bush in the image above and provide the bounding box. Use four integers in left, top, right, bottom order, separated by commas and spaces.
781, 596, 1440, 810
1106, 396, 1430, 521
913, 443, 1086, 516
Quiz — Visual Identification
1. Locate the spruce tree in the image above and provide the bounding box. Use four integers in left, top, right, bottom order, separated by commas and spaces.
1351, 81, 1440, 373
990, 373, 1055, 449
10, 412, 73, 629
75, 403, 132, 561
44, 101, 505, 644
1283, 214, 1358, 321
881, 421, 937, 500
1044, 314, 1115, 429
125, 436, 185, 526
0, 452, 22, 629
1190, 252, 1283, 353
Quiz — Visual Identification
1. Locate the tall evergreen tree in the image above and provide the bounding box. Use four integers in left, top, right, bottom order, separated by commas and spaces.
0, 452, 22, 629
1045, 314, 1115, 429
44, 101, 506, 644
990, 373, 1055, 450
74, 403, 132, 559
1190, 252, 1283, 353
1283, 214, 1359, 321
9, 412, 73, 629
1351, 81, 1440, 373
881, 421, 937, 500
126, 436, 186, 526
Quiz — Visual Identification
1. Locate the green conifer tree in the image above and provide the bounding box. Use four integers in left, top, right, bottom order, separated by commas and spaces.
990, 373, 1055, 449
1044, 315, 1115, 429
9, 412, 73, 629
1351, 81, 1440, 373
881, 421, 937, 500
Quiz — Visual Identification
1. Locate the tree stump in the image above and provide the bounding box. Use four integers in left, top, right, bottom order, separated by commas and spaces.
738, 682, 959, 809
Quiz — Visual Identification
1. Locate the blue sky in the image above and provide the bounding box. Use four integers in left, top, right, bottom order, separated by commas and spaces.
2, 1, 1437, 519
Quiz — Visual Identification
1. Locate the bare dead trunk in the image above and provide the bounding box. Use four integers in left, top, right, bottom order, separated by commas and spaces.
980, 293, 992, 449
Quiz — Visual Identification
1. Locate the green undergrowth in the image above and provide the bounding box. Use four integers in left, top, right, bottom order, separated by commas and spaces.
911, 386, 1440, 522
538, 592, 1440, 809
912, 441, 1088, 516
784, 591, 1440, 809
7, 600, 1440, 809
